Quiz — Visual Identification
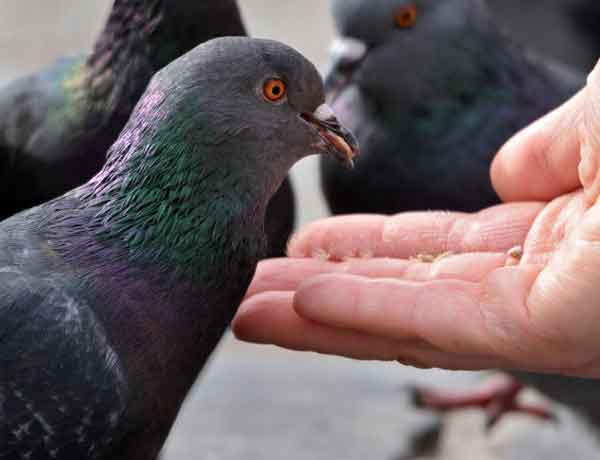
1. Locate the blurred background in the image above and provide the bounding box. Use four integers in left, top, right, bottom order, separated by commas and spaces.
1, 1, 599, 459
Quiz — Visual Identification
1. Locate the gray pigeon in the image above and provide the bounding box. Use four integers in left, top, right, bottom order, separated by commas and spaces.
0, 37, 358, 460
0, 0, 296, 257
488, 0, 600, 73
321, 0, 582, 215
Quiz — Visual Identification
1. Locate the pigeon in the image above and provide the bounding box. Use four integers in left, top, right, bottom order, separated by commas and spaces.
264, 175, 296, 257
0, 0, 296, 257
321, 0, 582, 215
488, 0, 600, 73
0, 37, 358, 460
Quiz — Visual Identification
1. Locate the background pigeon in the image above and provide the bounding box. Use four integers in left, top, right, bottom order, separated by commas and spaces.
0, 37, 358, 460
488, 0, 600, 73
0, 0, 296, 257
320, 0, 582, 215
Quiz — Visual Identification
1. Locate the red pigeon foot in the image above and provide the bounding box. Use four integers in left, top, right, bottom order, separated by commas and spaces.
411, 376, 556, 430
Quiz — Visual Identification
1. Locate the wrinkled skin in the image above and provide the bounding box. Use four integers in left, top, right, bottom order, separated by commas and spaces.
235, 61, 600, 379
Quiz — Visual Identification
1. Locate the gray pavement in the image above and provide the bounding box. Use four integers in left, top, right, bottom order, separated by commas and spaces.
162, 334, 445, 460
162, 335, 600, 460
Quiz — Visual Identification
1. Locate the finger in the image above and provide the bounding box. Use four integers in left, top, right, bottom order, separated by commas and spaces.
233, 291, 416, 360
580, 62, 600, 205
292, 266, 571, 371
246, 252, 509, 298
520, 192, 586, 265
524, 192, 600, 375
288, 203, 544, 260
294, 274, 492, 353
234, 291, 509, 370
396, 349, 510, 371
491, 89, 585, 202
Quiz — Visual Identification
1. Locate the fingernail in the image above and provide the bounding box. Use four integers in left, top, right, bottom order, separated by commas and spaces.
579, 141, 600, 205
579, 142, 595, 188
286, 232, 302, 256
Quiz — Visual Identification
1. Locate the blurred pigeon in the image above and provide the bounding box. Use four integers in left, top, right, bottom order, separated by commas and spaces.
0, 0, 296, 257
488, 0, 600, 73
0, 37, 358, 460
321, 0, 583, 215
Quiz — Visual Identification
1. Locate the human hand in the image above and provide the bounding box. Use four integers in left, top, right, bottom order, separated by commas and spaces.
233, 62, 600, 378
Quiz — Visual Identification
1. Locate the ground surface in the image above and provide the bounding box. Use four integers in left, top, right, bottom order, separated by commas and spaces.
161, 334, 600, 460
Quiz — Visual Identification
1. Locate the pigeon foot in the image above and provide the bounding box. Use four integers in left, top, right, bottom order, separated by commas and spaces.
411, 376, 555, 430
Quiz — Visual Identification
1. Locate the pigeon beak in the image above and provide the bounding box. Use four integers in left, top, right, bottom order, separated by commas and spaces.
302, 104, 359, 169
325, 37, 368, 101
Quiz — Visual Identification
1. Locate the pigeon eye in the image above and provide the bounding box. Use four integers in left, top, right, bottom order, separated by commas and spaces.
394, 5, 418, 28
263, 78, 287, 102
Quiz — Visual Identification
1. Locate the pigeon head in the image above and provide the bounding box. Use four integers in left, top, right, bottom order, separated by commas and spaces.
139, 37, 357, 182
85, 37, 358, 272
327, 0, 497, 112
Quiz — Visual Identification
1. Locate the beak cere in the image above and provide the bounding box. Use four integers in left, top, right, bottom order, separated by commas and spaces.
329, 37, 368, 69
302, 104, 359, 168
325, 36, 368, 99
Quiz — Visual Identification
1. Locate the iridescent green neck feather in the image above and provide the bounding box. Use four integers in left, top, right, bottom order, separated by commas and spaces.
77, 99, 267, 281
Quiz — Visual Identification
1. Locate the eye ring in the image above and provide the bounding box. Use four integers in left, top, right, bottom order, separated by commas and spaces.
263, 78, 287, 102
395, 5, 418, 29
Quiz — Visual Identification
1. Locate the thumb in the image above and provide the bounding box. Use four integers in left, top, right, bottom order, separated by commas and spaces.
491, 78, 587, 203
579, 63, 600, 206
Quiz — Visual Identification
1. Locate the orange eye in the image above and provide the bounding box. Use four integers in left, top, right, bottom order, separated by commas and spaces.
395, 5, 418, 28
263, 78, 287, 102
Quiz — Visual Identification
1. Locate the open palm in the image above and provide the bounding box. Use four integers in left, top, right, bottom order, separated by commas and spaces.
234, 64, 600, 378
